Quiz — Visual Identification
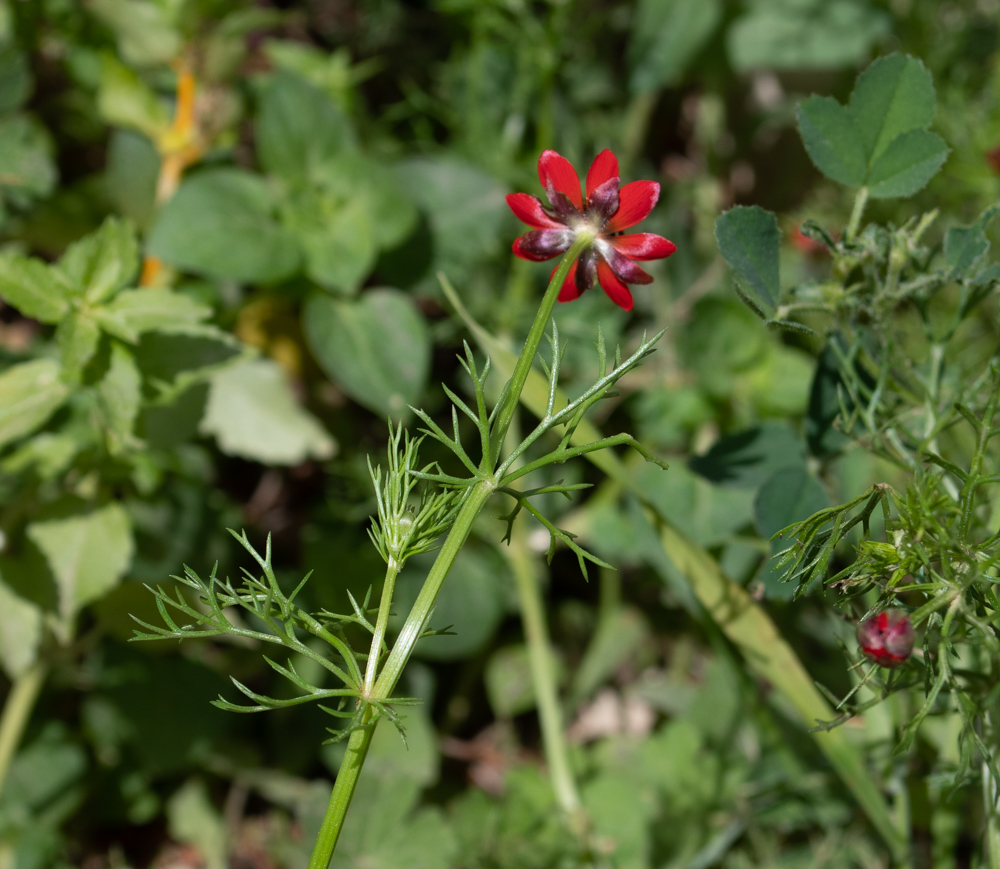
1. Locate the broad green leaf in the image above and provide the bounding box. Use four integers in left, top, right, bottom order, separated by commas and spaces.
945, 203, 999, 273
395, 157, 508, 285
0, 578, 42, 679
97, 55, 169, 138
681, 298, 768, 397
132, 331, 240, 387
95, 288, 211, 342
849, 53, 935, 163
98, 343, 141, 454
200, 357, 336, 465
255, 69, 355, 181
746, 343, 814, 416
797, 53, 949, 197
0, 114, 57, 201
714, 206, 781, 314
634, 461, 755, 547
0, 48, 31, 114
283, 189, 376, 295
89, 0, 181, 67
56, 313, 101, 380
263, 40, 373, 110
754, 466, 829, 599
0, 253, 70, 322
167, 781, 227, 869
342, 155, 417, 251
0, 727, 87, 815
147, 168, 300, 283
796, 96, 867, 188
105, 129, 160, 229
27, 503, 134, 628
582, 773, 654, 869
57, 216, 139, 303
689, 421, 807, 489
303, 289, 431, 418
283, 155, 417, 293
0, 359, 70, 449
727, 0, 890, 72
865, 128, 949, 199
2, 432, 79, 479
628, 0, 721, 93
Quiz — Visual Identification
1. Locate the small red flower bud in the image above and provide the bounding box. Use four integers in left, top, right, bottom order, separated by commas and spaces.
857, 609, 914, 668
987, 147, 1000, 176
790, 226, 827, 255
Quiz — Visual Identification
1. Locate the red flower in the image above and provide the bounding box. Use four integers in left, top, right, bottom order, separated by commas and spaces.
507, 149, 676, 312
857, 609, 914, 668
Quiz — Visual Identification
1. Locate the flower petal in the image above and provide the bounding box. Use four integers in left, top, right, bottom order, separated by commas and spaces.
512, 229, 571, 262
598, 242, 653, 284
588, 177, 620, 225
605, 180, 660, 233
538, 150, 583, 211
555, 261, 581, 302
506, 193, 564, 230
597, 259, 634, 311
586, 149, 620, 198
577, 248, 598, 293
607, 232, 677, 261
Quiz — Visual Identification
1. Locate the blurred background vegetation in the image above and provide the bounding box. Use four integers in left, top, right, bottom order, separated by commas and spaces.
0, 0, 999, 867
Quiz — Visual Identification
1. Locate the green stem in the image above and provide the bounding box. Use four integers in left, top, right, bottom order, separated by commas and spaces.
0, 662, 46, 798
308, 481, 496, 869
307, 724, 375, 869
363, 560, 401, 695
846, 186, 869, 242
310, 241, 583, 867
506, 525, 582, 817
488, 237, 590, 465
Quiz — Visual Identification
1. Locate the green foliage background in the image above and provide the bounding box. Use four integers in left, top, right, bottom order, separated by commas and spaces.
0, 0, 998, 867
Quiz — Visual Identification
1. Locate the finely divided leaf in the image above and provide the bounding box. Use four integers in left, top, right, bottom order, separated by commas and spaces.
714, 206, 781, 315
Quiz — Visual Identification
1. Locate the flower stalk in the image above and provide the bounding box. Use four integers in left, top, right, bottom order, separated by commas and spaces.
309, 243, 588, 868
488, 237, 590, 463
